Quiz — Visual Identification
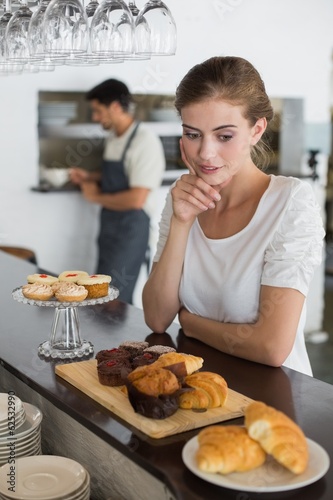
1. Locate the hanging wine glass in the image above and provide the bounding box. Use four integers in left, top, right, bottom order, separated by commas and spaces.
67, 0, 123, 65
5, 0, 43, 63
90, 0, 133, 57
124, 1, 150, 60
135, 0, 176, 56
43, 0, 89, 58
0, 0, 24, 74
28, 0, 65, 67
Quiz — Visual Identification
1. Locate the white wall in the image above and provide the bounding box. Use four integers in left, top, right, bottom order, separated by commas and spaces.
1, 0, 332, 316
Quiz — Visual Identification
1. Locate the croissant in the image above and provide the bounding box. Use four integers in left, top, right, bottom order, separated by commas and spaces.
179, 372, 228, 409
245, 401, 308, 474
196, 425, 266, 474
153, 352, 203, 376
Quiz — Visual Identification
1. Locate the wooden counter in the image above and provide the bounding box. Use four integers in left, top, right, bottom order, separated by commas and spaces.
0, 250, 332, 499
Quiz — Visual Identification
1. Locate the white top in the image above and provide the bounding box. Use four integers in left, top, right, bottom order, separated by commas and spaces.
154, 175, 325, 376
103, 122, 166, 218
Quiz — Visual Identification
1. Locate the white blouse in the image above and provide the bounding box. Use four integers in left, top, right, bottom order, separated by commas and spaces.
153, 175, 325, 376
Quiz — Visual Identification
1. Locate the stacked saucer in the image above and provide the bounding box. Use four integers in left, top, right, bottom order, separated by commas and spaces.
0, 395, 42, 466
0, 456, 90, 499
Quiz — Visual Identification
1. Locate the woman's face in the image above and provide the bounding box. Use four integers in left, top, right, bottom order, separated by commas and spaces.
180, 99, 265, 187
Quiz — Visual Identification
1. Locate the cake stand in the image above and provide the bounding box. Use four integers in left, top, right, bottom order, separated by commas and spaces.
12, 286, 119, 360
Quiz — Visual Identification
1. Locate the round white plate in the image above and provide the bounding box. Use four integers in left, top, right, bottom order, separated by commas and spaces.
0, 403, 42, 442
0, 456, 87, 499
0, 394, 23, 422
182, 436, 330, 493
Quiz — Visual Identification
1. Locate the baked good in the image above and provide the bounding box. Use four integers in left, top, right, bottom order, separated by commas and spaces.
143, 345, 176, 355
27, 273, 58, 285
95, 348, 131, 364
97, 359, 132, 386
153, 352, 203, 377
22, 283, 54, 301
126, 365, 181, 419
131, 351, 160, 369
54, 283, 88, 302
58, 270, 89, 283
245, 401, 308, 474
77, 274, 111, 298
119, 340, 149, 358
196, 425, 266, 474
179, 372, 228, 410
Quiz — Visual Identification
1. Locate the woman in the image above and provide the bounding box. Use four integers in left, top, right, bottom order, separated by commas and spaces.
142, 56, 325, 376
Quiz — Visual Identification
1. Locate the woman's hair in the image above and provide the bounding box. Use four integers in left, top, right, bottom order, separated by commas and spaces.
175, 56, 274, 169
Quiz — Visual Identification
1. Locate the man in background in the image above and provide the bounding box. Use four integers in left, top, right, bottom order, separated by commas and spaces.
70, 79, 165, 304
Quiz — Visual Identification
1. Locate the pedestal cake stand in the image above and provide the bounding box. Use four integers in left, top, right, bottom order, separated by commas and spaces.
12, 286, 119, 359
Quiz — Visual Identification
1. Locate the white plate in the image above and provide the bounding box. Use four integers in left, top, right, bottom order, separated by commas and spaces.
0, 403, 42, 442
0, 456, 87, 499
182, 436, 330, 493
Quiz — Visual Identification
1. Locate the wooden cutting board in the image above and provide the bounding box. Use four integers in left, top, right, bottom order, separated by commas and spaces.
55, 360, 253, 439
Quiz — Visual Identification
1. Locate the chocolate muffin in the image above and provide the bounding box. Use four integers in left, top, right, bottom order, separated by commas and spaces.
118, 341, 149, 359
131, 351, 160, 369
97, 359, 132, 386
95, 348, 131, 364
143, 345, 176, 356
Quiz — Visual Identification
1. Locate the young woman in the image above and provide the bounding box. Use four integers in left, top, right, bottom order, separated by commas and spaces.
142, 56, 325, 376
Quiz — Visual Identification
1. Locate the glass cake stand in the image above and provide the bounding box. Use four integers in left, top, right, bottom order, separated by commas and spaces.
12, 286, 119, 359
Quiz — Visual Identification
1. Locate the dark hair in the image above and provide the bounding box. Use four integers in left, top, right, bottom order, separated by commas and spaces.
86, 79, 131, 111
175, 56, 274, 169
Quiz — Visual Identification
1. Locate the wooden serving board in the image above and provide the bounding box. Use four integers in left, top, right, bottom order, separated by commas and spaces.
55, 360, 253, 439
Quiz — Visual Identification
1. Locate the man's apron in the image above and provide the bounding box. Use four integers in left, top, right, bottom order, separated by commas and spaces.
97, 123, 150, 304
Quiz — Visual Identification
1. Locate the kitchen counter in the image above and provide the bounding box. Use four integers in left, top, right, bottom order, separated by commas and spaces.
0, 250, 332, 500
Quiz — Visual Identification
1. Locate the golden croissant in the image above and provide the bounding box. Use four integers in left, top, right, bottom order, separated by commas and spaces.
245, 401, 308, 474
196, 425, 266, 474
153, 352, 203, 376
179, 372, 228, 409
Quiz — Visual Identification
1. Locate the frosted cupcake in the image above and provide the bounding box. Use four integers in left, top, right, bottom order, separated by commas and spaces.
54, 283, 88, 302
27, 273, 58, 285
22, 283, 54, 301
77, 274, 111, 299
58, 270, 89, 283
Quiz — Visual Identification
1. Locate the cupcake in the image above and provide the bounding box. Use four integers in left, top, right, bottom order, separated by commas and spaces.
95, 348, 131, 364
126, 365, 181, 419
97, 359, 132, 386
77, 274, 111, 298
27, 273, 58, 285
54, 283, 88, 302
22, 283, 54, 301
118, 340, 149, 359
58, 270, 89, 283
131, 351, 160, 369
143, 345, 176, 356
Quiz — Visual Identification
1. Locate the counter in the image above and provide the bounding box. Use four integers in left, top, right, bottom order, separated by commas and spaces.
0, 250, 332, 500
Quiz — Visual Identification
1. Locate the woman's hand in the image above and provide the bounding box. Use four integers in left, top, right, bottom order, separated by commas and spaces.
172, 140, 221, 224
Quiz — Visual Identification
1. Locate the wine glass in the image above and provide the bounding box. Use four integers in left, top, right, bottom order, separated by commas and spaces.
5, 0, 43, 63
90, 0, 133, 57
0, 0, 24, 74
135, 0, 176, 56
43, 0, 89, 57
28, 0, 65, 67
125, 1, 151, 60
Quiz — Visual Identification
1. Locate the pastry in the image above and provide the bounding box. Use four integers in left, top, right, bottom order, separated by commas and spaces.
153, 352, 203, 376
126, 365, 181, 419
179, 372, 228, 410
118, 340, 149, 359
22, 283, 54, 301
97, 359, 132, 386
245, 401, 308, 474
95, 348, 131, 364
77, 274, 111, 298
131, 351, 160, 369
27, 273, 58, 285
143, 345, 176, 355
196, 425, 266, 474
54, 283, 88, 302
58, 270, 89, 283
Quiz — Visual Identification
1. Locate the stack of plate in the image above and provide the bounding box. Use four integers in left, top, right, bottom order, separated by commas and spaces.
0, 395, 42, 466
38, 102, 77, 126
0, 456, 90, 499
